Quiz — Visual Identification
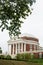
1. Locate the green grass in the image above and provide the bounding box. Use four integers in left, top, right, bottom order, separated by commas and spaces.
0, 59, 43, 65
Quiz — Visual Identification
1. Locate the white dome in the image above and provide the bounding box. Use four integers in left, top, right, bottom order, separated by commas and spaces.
19, 33, 35, 38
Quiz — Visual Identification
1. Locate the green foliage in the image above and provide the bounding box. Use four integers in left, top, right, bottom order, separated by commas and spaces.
42, 54, 43, 59
24, 53, 31, 59
0, 55, 12, 60
16, 54, 22, 60
0, 47, 2, 54
5, 55, 12, 60
16, 53, 34, 60
28, 59, 43, 63
0, 55, 5, 59
31, 54, 34, 59
0, 50, 2, 54
0, 0, 36, 36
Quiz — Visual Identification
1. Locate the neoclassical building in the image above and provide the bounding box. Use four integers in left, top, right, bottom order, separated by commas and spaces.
8, 34, 43, 58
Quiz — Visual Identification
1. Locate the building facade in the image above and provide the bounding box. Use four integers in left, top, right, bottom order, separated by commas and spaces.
8, 34, 43, 58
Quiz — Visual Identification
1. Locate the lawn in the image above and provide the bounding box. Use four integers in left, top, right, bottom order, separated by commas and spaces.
0, 60, 43, 65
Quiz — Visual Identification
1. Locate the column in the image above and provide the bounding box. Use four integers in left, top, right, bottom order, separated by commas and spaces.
19, 43, 20, 53
8, 44, 9, 54
34, 45, 36, 50
11, 44, 13, 55
9, 45, 11, 54
30, 44, 32, 51
17, 43, 19, 53
14, 44, 16, 54
24, 44, 26, 52
16, 44, 17, 54
23, 43, 24, 52
37, 45, 38, 50
17, 44, 18, 54
21, 43, 23, 52
13, 44, 14, 55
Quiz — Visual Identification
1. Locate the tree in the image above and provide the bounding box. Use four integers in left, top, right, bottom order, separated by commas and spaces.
0, 0, 36, 37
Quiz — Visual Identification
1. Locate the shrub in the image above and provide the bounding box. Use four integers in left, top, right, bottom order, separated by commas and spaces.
16, 54, 22, 60
0, 55, 5, 59
5, 55, 12, 60
21, 53, 25, 59
16, 53, 34, 60
0, 47, 2, 54
0, 50, 2, 54
24, 53, 31, 59
31, 54, 34, 59
42, 54, 43, 59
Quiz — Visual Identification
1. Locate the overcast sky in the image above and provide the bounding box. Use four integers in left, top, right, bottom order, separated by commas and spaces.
0, 0, 43, 53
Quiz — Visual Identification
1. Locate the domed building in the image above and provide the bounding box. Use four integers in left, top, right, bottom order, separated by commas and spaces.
8, 33, 43, 58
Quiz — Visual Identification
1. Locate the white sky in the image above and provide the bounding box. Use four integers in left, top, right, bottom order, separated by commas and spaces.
0, 0, 43, 53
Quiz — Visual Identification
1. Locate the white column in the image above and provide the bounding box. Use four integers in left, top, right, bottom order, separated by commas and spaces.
21, 43, 23, 52
30, 44, 32, 51
34, 45, 36, 50
37, 45, 38, 50
24, 44, 26, 52
17, 43, 19, 53
13, 44, 14, 55
8, 44, 9, 54
16, 44, 17, 54
19, 43, 20, 53
8, 44, 11, 55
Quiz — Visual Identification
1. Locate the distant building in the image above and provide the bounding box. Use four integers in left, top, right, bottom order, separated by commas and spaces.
8, 33, 43, 58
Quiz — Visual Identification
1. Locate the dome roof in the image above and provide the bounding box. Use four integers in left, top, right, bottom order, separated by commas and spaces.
19, 33, 35, 38
19, 33, 39, 42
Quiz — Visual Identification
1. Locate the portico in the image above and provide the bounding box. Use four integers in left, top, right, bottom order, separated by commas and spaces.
8, 43, 26, 55
8, 41, 39, 55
